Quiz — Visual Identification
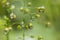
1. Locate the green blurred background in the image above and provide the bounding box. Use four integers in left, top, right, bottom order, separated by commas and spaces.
0, 0, 60, 40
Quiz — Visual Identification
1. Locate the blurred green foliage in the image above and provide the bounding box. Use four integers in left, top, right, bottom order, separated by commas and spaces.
0, 0, 60, 40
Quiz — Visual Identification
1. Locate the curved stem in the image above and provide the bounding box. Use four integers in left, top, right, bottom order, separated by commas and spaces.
6, 32, 9, 40
22, 29, 25, 40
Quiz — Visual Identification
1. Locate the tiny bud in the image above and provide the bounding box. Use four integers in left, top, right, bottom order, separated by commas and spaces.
20, 7, 24, 11
21, 21, 24, 25
37, 7, 40, 10
6, 2, 10, 6
4, 27, 9, 32
47, 22, 50, 25
38, 36, 43, 40
28, 2, 32, 6
35, 14, 40, 18
10, 13, 14, 16
4, 16, 9, 20
29, 23, 32, 27
40, 6, 45, 10
24, 8, 30, 13
22, 25, 25, 27
10, 13, 16, 19
17, 25, 21, 29
37, 6, 45, 10
25, 25, 29, 29
10, 5, 15, 10
13, 15, 17, 19
9, 27, 12, 30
